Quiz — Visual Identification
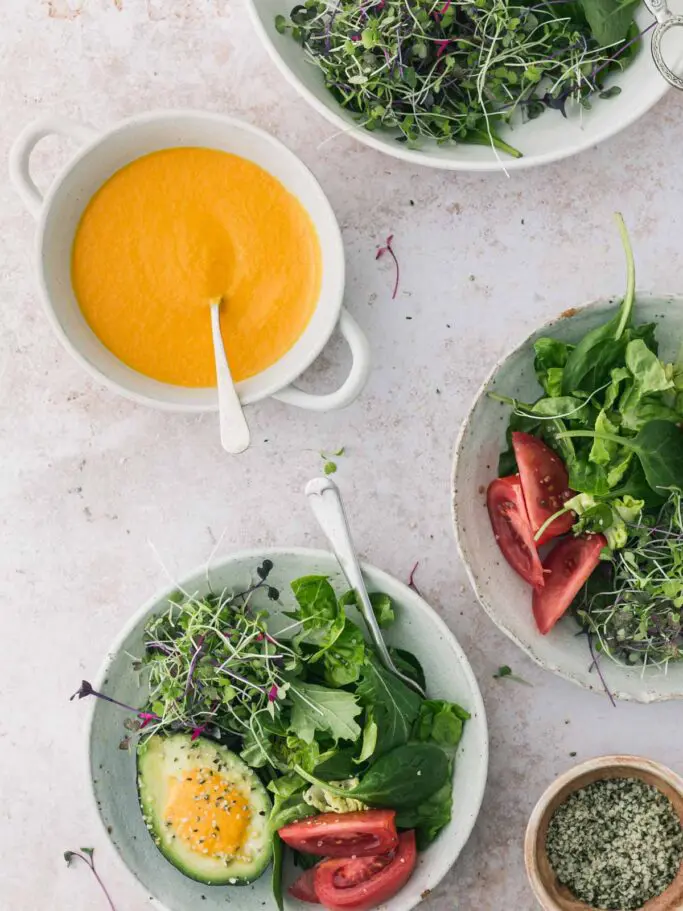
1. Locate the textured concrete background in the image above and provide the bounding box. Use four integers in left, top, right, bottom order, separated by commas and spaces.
2, 2, 683, 909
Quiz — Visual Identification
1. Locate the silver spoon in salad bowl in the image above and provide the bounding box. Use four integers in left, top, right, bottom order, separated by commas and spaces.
305, 476, 426, 697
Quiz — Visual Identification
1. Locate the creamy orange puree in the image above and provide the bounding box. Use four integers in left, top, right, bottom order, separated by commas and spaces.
71, 147, 322, 386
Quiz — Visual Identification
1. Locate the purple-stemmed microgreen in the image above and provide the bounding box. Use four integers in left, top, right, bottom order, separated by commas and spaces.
70, 681, 161, 725
408, 561, 422, 597
64, 848, 116, 911
279, 0, 639, 159
376, 234, 400, 300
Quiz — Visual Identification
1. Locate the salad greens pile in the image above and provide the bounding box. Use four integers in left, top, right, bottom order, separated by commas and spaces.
277, 0, 642, 157
131, 562, 469, 898
493, 214, 683, 668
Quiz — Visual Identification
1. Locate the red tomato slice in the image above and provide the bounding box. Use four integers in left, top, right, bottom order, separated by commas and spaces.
487, 475, 545, 588
533, 534, 607, 634
289, 867, 320, 904
278, 810, 398, 858
512, 432, 575, 545
313, 830, 417, 911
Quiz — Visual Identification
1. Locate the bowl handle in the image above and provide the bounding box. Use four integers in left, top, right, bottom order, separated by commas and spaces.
271, 308, 371, 411
9, 115, 99, 220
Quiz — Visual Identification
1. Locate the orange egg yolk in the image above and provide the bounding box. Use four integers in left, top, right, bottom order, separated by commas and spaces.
165, 768, 251, 858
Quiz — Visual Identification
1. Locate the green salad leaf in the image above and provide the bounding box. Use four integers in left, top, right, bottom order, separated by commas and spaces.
413, 700, 471, 747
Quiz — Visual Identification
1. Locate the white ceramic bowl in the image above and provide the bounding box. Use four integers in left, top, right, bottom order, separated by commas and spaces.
247, 1, 683, 172
9, 111, 370, 412
452, 293, 683, 702
86, 547, 489, 911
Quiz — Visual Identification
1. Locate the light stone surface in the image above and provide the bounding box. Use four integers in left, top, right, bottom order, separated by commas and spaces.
2, 2, 683, 909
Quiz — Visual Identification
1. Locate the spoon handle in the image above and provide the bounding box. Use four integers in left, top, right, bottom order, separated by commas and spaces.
210, 302, 250, 454
305, 477, 425, 697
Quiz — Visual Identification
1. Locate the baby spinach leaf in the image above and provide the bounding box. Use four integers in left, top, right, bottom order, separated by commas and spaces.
389, 648, 426, 692
290, 575, 346, 658
568, 458, 611, 496
560, 420, 683, 494
356, 654, 422, 756
356, 712, 379, 763
413, 700, 470, 747
562, 214, 635, 394
348, 742, 451, 808
579, 0, 639, 47
533, 337, 574, 396
288, 681, 362, 744
295, 743, 450, 809
272, 835, 284, 911
321, 620, 366, 687
395, 759, 453, 849
314, 747, 357, 781
589, 410, 621, 466
339, 590, 396, 628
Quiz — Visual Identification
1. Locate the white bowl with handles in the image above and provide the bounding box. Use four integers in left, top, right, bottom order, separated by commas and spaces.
84, 547, 489, 911
452, 293, 683, 702
247, 0, 683, 172
9, 110, 370, 412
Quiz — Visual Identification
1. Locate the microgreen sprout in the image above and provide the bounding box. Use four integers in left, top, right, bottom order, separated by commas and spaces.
280, 1, 640, 158
376, 234, 400, 299
321, 447, 345, 475
64, 848, 116, 911
131, 563, 296, 760
575, 492, 683, 672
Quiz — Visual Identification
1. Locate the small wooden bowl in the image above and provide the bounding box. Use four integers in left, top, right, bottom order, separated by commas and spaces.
525, 755, 683, 911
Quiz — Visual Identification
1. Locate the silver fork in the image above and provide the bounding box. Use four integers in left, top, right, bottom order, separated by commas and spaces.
305, 476, 426, 698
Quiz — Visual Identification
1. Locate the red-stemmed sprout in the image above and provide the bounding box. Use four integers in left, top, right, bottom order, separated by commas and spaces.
64, 848, 116, 911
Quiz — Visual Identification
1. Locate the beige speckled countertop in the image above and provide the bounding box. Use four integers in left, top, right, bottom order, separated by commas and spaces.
2, 2, 683, 909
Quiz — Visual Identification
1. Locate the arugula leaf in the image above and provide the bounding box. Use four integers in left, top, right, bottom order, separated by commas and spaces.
395, 759, 453, 849
413, 700, 470, 747
356, 655, 422, 756
289, 681, 362, 744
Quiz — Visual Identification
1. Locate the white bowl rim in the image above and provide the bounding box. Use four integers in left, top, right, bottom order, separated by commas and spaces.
246, 1, 670, 173
34, 109, 346, 412
451, 291, 683, 703
83, 545, 490, 911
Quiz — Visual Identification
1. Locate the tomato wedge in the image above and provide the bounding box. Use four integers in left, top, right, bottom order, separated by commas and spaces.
512, 432, 575, 545
487, 475, 545, 588
533, 534, 607, 634
278, 810, 398, 858
289, 867, 320, 904
313, 830, 417, 911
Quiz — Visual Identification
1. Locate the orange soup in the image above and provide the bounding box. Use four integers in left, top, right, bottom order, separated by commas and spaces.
71, 148, 322, 387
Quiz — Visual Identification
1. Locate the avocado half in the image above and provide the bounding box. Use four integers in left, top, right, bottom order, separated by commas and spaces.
138, 733, 272, 885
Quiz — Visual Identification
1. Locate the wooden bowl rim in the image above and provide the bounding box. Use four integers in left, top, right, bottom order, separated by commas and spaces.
524, 755, 683, 911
